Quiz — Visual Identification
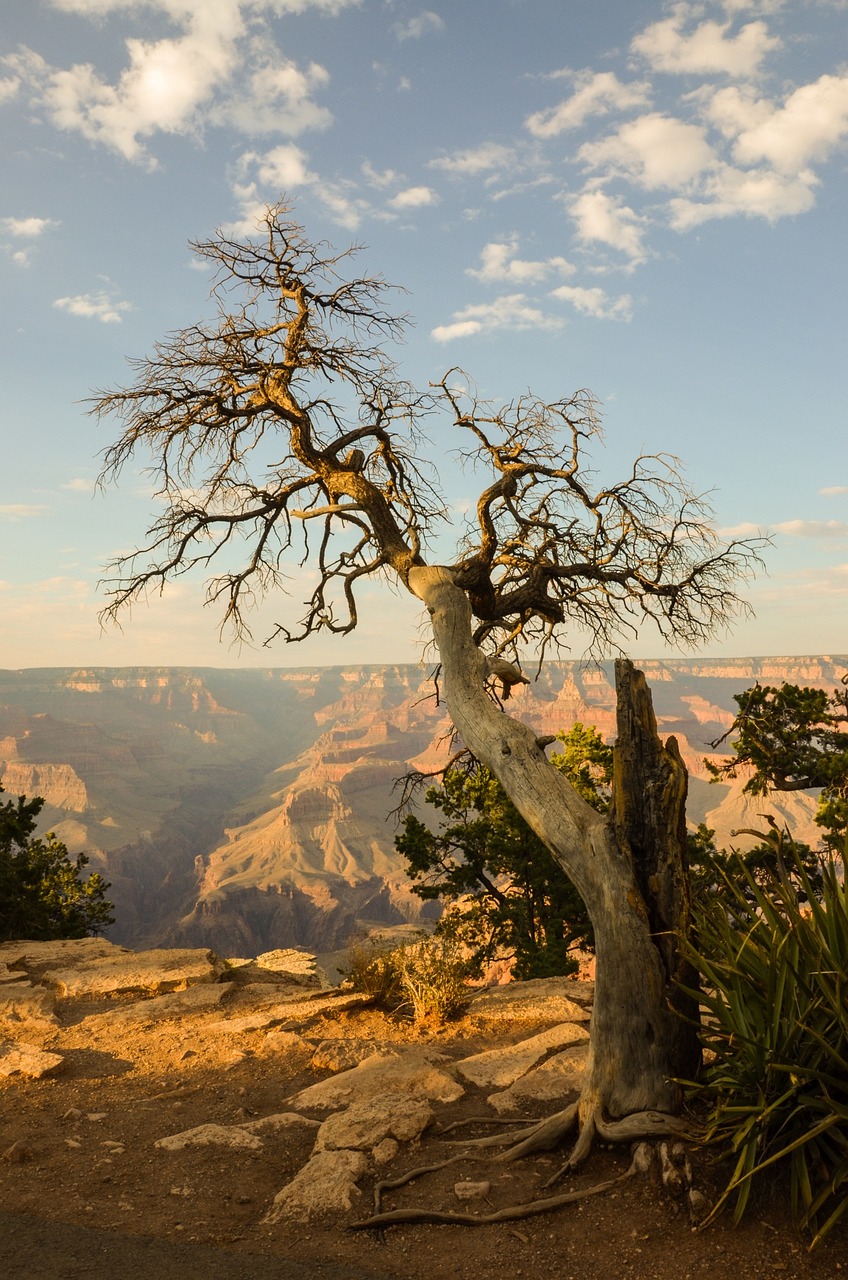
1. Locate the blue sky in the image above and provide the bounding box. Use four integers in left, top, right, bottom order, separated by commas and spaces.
1, 0, 846, 668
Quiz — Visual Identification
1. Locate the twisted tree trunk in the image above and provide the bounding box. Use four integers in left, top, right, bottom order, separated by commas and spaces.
410, 566, 700, 1147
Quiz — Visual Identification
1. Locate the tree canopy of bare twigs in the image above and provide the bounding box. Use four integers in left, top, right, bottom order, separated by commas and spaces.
95, 202, 762, 664
95, 204, 768, 1162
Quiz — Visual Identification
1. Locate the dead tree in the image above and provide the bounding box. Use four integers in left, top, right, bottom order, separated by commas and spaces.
94, 203, 763, 1159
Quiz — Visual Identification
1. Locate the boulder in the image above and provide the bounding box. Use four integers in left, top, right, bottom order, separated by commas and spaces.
0, 982, 59, 1037
289, 1048, 463, 1111
154, 1124, 264, 1151
264, 1149, 368, 1223
455, 1021, 589, 1087
487, 1042, 591, 1113
0, 1040, 65, 1079
314, 1093, 433, 1152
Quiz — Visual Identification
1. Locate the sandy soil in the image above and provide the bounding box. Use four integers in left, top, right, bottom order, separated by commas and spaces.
1, 982, 845, 1280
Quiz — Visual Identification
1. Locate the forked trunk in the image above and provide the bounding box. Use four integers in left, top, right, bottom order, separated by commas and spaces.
410, 566, 700, 1124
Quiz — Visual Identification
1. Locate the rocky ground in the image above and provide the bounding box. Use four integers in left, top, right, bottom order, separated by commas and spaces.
1, 938, 845, 1280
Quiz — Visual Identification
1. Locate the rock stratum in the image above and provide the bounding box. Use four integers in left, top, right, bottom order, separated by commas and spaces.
0, 658, 844, 955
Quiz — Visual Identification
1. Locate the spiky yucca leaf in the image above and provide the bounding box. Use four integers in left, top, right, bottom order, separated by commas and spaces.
683, 847, 848, 1247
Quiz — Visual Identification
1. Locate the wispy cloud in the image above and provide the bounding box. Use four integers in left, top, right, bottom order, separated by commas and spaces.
774, 519, 848, 538
430, 141, 515, 175
820, 486, 848, 497
467, 237, 575, 284
0, 504, 48, 519
550, 284, 633, 321
53, 290, 131, 323
394, 11, 445, 42
431, 293, 564, 343
525, 71, 651, 138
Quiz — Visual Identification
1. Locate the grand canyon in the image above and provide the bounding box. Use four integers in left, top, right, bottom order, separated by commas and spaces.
1, 657, 844, 956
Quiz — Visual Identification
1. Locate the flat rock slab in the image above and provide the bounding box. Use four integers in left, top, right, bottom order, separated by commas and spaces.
0, 1040, 65, 1079
314, 1093, 434, 1153
79, 982, 235, 1030
290, 1049, 464, 1111
469, 977, 591, 1026
487, 1042, 591, 1113
239, 1112, 320, 1136
455, 1021, 590, 1088
155, 1124, 264, 1152
0, 938, 126, 979
42, 949, 228, 998
264, 1149, 368, 1224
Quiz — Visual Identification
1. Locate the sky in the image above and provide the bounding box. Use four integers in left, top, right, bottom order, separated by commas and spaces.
0, 0, 846, 669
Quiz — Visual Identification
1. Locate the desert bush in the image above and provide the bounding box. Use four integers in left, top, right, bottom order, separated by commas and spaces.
341, 936, 407, 1005
394, 935, 472, 1024
343, 933, 472, 1024
683, 847, 848, 1248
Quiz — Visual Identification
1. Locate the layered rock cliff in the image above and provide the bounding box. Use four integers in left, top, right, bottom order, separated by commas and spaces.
0, 658, 843, 954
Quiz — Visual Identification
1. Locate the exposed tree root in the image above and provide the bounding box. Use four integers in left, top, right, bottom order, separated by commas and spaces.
351, 1156, 640, 1231
369, 1154, 479, 1217
436, 1117, 530, 1137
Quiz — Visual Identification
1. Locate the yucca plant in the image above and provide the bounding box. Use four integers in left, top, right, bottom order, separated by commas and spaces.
683, 841, 848, 1248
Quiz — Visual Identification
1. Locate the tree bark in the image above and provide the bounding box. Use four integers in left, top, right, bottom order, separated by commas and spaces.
409, 566, 700, 1131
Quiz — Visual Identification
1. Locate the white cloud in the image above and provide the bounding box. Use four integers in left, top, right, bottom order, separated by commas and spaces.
467, 237, 575, 284
62, 478, 95, 492
1, 215, 59, 237
569, 189, 647, 263
431, 293, 564, 343
394, 11, 445, 41
387, 185, 438, 210
0, 76, 20, 103
253, 142, 318, 188
632, 13, 781, 77
212, 53, 332, 136
3, 1, 351, 165
525, 71, 651, 138
550, 284, 633, 321
430, 142, 515, 175
669, 163, 817, 227
820, 486, 848, 497
53, 290, 131, 323
579, 113, 716, 190
732, 74, 848, 172
233, 148, 369, 230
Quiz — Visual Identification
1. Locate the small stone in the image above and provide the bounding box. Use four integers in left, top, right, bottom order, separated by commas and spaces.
62, 1108, 83, 1122
86, 1112, 108, 1122
371, 1138, 399, 1166
454, 1181, 491, 1201
64, 1138, 82, 1149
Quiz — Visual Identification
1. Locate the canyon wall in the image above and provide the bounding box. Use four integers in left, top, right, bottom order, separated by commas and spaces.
0, 657, 844, 954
